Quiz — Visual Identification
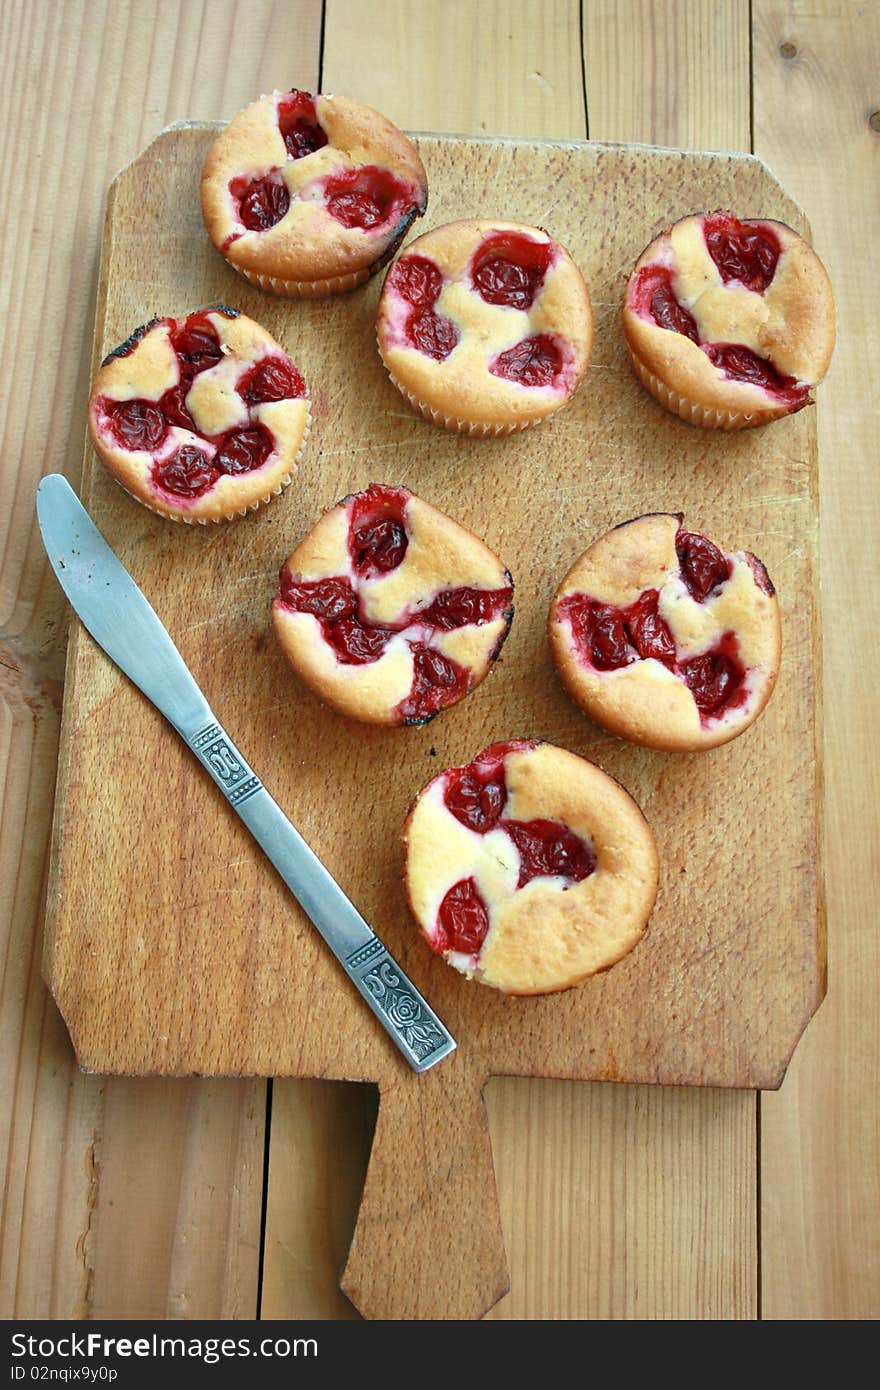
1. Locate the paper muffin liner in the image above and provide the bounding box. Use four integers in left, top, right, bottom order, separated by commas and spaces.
627, 348, 798, 432
110, 404, 312, 526
384, 365, 565, 438
236, 264, 372, 299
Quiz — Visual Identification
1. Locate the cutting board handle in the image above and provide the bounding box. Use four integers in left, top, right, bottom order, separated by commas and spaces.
341, 1058, 508, 1319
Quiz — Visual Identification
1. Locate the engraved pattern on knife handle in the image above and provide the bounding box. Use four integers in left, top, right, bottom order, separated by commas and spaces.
190, 722, 455, 1070
346, 939, 452, 1065
189, 722, 262, 806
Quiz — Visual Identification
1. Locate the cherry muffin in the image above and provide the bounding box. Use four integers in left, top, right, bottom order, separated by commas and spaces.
272, 484, 513, 725
622, 211, 835, 429
88, 307, 310, 523
404, 740, 658, 994
548, 513, 781, 751
201, 90, 428, 297
376, 220, 593, 435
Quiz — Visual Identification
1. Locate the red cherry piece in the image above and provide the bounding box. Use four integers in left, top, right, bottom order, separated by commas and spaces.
444, 755, 507, 833
153, 446, 217, 498
407, 308, 459, 361
703, 213, 780, 293
326, 617, 393, 664
348, 484, 410, 575
560, 595, 634, 671
681, 633, 746, 718
321, 166, 413, 230
633, 266, 700, 343
354, 518, 407, 572
105, 399, 166, 451
279, 575, 358, 621
588, 606, 632, 668
505, 818, 596, 888
676, 530, 731, 602
398, 646, 469, 722
232, 175, 290, 232
435, 878, 490, 956
389, 254, 443, 307
417, 585, 513, 631
703, 343, 808, 403
651, 281, 700, 342
490, 334, 562, 388
471, 232, 554, 310
414, 647, 461, 691
277, 89, 328, 160
625, 589, 676, 664
171, 315, 223, 378
239, 358, 306, 406
160, 385, 195, 432
632, 266, 699, 342
745, 552, 775, 596
214, 426, 273, 475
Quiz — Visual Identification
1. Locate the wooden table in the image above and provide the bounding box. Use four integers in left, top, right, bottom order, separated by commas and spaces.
1, 0, 876, 1320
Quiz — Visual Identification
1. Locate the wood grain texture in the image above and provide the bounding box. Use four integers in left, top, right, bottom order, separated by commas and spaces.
47, 125, 818, 1317
85, 1080, 265, 1320
321, 0, 587, 139
752, 0, 880, 1319
583, 0, 751, 149
0, 0, 322, 1321
261, 1080, 377, 1320
343, 1060, 509, 1319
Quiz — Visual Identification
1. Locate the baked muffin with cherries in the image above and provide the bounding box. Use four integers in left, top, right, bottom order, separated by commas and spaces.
377, 220, 593, 435
201, 89, 428, 296
272, 483, 513, 725
404, 739, 658, 994
548, 513, 781, 751
622, 211, 835, 429
87, 306, 310, 522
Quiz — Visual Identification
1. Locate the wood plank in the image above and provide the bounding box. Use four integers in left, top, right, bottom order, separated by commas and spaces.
320, 0, 587, 139
87, 1080, 265, 1320
0, 0, 322, 1320
261, 1081, 377, 1320
486, 1078, 756, 1318
259, 0, 758, 1320
753, 0, 880, 1320
583, 0, 751, 151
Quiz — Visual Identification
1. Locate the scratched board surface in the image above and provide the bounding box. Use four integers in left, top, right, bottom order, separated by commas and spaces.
47, 128, 823, 1090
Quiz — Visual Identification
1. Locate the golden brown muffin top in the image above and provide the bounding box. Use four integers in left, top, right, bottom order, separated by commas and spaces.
88, 307, 309, 522
201, 91, 427, 284
377, 219, 593, 429
548, 512, 782, 751
622, 212, 835, 416
272, 484, 513, 725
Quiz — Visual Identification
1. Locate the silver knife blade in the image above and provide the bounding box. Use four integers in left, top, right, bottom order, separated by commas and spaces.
37, 474, 456, 1073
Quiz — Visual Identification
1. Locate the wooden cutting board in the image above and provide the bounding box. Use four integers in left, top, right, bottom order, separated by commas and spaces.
45, 125, 825, 1319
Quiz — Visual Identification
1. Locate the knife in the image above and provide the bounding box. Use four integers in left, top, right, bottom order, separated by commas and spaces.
36, 474, 456, 1074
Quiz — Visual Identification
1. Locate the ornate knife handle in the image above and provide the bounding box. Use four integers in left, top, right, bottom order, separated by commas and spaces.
188, 719, 456, 1074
